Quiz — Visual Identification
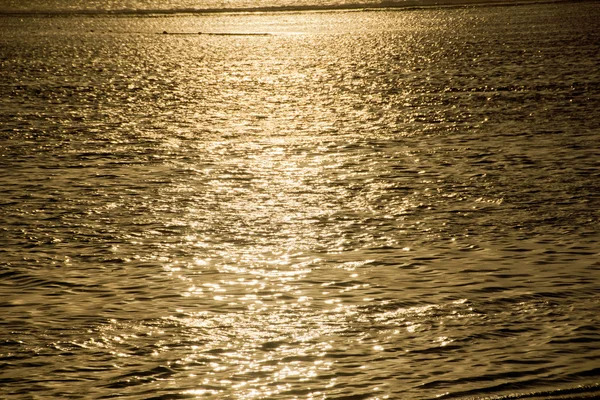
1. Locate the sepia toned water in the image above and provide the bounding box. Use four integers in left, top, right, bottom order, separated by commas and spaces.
1, 1, 599, 399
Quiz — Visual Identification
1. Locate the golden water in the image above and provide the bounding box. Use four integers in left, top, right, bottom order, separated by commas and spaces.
1, 2, 599, 399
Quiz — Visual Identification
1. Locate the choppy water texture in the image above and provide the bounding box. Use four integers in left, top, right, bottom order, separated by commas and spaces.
1, 1, 600, 399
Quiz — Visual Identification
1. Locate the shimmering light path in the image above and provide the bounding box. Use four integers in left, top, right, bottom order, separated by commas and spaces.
1, 1, 599, 399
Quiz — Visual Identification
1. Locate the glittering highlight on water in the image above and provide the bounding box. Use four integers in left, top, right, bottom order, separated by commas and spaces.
0, 1, 599, 399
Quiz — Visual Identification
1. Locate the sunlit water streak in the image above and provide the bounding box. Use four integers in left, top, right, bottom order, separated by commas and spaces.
0, 0, 569, 14
1, 1, 599, 399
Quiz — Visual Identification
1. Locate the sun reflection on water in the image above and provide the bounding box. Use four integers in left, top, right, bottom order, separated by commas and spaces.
1, 4, 596, 399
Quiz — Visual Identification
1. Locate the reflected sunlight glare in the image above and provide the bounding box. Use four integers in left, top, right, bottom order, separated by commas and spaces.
1, 2, 599, 399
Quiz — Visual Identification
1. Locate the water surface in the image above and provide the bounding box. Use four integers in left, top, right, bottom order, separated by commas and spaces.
1, 1, 599, 399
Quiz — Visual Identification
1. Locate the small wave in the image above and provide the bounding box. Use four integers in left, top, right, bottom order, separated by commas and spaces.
469, 383, 600, 399
435, 383, 600, 399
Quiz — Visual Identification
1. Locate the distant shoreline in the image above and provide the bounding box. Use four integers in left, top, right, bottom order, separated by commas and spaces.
0, 0, 582, 16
